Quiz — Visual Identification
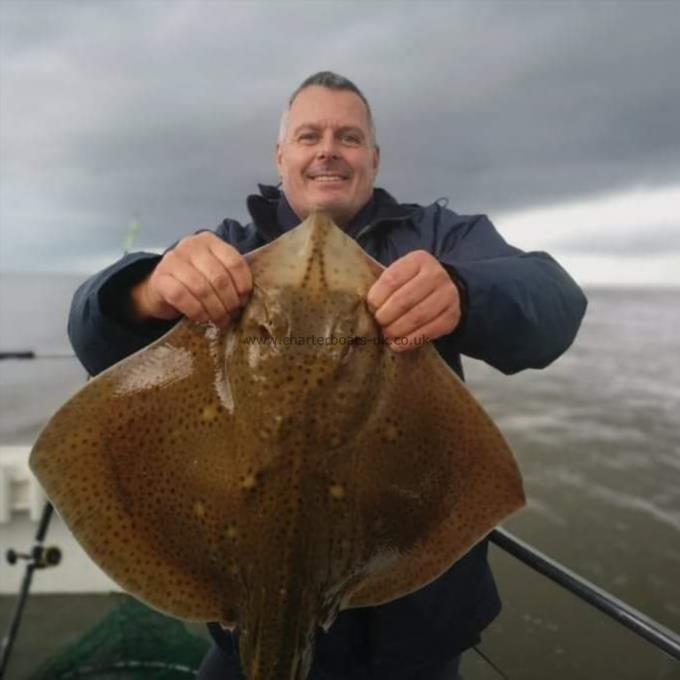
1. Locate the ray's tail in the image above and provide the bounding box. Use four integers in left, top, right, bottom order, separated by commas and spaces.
238, 583, 317, 680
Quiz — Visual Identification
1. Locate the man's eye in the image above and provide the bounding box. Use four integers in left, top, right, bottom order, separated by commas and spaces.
299, 133, 318, 142
341, 133, 360, 144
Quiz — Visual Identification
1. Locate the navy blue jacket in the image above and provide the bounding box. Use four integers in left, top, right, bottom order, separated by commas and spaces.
68, 185, 587, 678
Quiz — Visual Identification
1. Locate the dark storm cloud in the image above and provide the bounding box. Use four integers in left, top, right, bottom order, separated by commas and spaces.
1, 0, 679, 270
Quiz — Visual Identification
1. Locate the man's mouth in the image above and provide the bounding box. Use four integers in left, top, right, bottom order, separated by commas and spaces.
308, 172, 349, 183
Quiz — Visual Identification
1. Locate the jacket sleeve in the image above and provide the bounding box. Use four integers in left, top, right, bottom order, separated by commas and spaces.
431, 206, 587, 375
67, 252, 175, 376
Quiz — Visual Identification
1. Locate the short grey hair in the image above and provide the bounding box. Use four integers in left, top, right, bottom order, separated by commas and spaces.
278, 71, 377, 147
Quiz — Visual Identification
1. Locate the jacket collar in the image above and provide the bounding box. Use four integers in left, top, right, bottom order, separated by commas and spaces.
246, 184, 416, 243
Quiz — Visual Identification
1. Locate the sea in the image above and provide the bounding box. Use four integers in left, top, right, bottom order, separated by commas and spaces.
1, 272, 678, 679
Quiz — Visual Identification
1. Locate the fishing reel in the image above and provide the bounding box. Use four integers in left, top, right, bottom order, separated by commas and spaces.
5, 545, 62, 569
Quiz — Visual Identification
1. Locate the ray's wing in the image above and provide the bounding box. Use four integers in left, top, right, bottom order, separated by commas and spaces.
30, 319, 244, 623
344, 343, 525, 609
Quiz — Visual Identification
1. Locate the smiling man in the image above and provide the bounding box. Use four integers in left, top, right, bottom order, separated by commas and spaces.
68, 72, 587, 679
276, 84, 379, 227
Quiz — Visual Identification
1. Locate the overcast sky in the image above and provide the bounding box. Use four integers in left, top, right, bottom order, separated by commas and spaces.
1, 0, 679, 286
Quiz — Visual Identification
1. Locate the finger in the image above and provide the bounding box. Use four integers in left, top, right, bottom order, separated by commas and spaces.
190, 249, 242, 316
132, 272, 181, 321
383, 287, 446, 340
366, 256, 421, 315
389, 302, 461, 352
154, 272, 210, 323
373, 269, 437, 329
388, 325, 431, 353
165, 259, 229, 324
209, 242, 253, 303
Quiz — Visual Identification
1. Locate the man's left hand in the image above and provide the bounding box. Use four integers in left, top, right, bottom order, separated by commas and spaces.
366, 250, 461, 352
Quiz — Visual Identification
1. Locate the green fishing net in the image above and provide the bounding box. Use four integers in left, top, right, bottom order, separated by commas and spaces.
28, 596, 210, 679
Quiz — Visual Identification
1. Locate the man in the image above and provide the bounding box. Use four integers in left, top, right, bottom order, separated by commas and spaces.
69, 72, 587, 679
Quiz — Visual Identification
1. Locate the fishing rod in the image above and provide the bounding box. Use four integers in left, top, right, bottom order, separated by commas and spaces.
0, 504, 60, 678
0, 348, 74, 677
0, 216, 140, 366
0, 352, 78, 676
1, 218, 140, 677
0, 351, 74, 360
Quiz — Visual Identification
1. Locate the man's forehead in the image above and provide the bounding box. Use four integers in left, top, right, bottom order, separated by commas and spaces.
288, 87, 370, 126
292, 121, 365, 134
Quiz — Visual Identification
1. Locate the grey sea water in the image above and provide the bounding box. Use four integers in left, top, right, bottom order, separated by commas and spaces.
1, 273, 679, 679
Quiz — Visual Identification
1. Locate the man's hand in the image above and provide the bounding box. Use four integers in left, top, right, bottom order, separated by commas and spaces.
366, 250, 461, 352
130, 232, 252, 326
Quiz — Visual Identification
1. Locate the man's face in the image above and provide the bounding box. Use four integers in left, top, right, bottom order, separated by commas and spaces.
276, 86, 380, 227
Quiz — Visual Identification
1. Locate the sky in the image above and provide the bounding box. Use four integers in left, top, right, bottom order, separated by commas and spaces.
1, 0, 679, 286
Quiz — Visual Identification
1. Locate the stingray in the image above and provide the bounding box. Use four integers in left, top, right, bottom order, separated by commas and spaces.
30, 212, 525, 680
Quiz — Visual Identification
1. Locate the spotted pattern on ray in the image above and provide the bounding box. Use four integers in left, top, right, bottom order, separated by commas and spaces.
30, 212, 525, 680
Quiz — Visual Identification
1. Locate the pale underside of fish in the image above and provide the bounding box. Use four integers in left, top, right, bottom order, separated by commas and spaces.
30, 212, 525, 680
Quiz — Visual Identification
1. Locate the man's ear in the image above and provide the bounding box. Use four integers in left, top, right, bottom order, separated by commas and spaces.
275, 143, 283, 178
372, 145, 380, 176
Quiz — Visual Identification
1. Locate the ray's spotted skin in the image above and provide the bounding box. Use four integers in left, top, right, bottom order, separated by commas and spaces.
30, 213, 525, 680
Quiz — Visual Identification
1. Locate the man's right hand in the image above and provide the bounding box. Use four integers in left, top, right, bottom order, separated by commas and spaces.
129, 232, 252, 326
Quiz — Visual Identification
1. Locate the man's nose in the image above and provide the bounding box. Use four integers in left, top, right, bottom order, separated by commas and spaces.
316, 134, 340, 160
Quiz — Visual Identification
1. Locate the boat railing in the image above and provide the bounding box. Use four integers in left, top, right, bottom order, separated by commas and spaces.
489, 528, 680, 661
